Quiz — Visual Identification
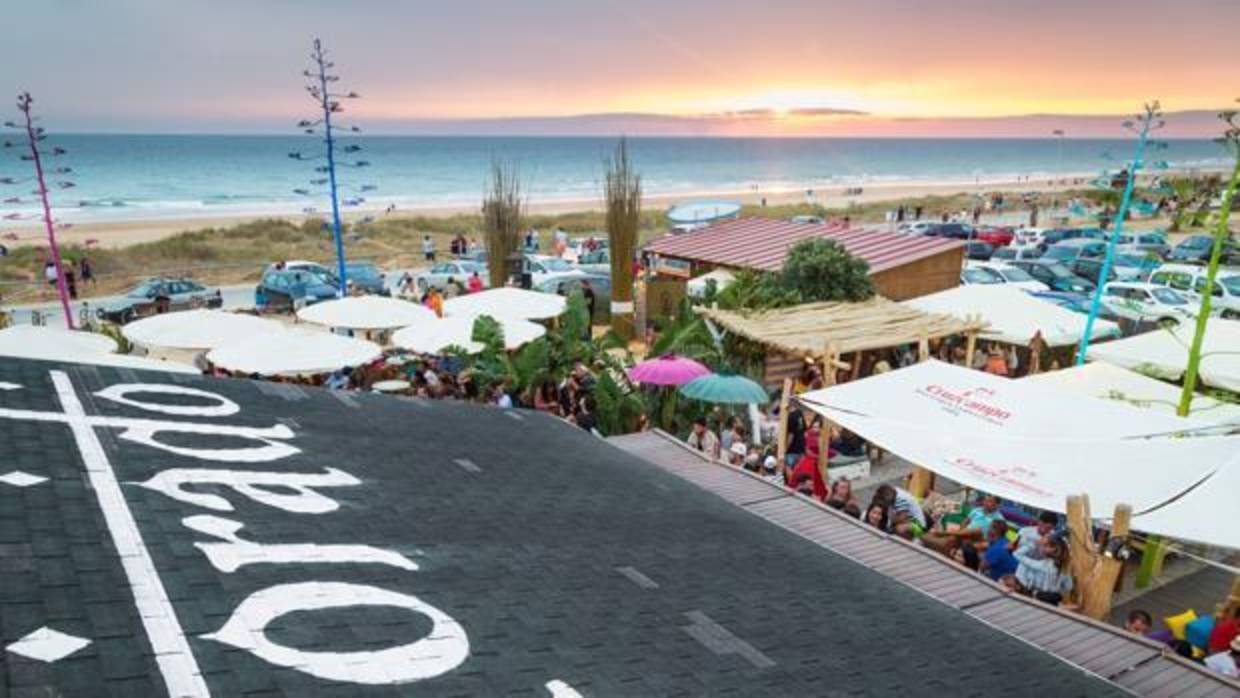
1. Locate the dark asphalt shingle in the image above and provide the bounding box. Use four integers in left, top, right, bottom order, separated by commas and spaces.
0, 357, 1127, 697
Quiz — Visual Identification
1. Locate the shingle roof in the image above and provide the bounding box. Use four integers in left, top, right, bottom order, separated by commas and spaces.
0, 357, 1132, 696
644, 218, 964, 273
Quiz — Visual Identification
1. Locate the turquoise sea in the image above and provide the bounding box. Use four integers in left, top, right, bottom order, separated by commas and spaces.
0, 135, 1229, 223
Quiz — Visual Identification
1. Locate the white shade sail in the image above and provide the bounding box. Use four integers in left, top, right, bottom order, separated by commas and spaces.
207, 329, 382, 376
1086, 319, 1240, 394
1024, 361, 1240, 427
797, 360, 1240, 550
296, 296, 438, 330
0, 325, 117, 356
903, 284, 1119, 347
443, 287, 566, 321
0, 325, 199, 374
123, 310, 283, 351
390, 315, 546, 354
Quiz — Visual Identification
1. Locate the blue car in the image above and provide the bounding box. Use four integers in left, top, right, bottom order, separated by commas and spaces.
344, 262, 389, 296
255, 267, 339, 310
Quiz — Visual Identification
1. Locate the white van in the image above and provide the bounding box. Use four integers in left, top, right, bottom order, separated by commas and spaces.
1147, 264, 1240, 319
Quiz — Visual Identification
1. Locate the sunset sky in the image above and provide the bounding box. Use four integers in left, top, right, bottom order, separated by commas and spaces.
7, 0, 1238, 136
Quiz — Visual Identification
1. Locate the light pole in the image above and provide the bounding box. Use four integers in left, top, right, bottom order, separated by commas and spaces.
289, 39, 373, 297
2, 92, 77, 329
1075, 102, 1165, 366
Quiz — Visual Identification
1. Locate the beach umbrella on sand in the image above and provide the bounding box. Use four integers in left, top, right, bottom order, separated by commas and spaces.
391, 315, 546, 355
207, 329, 381, 376
627, 354, 710, 386
123, 309, 283, 351
297, 296, 437, 331
678, 373, 769, 405
443, 287, 566, 321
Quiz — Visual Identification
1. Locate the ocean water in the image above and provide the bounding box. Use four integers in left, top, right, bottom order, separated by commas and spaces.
0, 135, 1229, 223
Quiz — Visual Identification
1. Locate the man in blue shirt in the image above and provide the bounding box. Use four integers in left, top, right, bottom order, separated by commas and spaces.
979, 520, 1018, 580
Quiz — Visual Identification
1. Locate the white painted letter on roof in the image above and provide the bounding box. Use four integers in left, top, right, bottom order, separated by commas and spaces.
202, 581, 469, 684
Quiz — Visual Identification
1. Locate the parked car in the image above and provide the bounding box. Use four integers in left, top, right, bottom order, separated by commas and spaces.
1149, 263, 1240, 319
991, 245, 1046, 262
965, 241, 994, 260
413, 260, 488, 292
925, 223, 975, 239
1071, 254, 1159, 284
1009, 260, 1096, 294
255, 267, 338, 310
536, 273, 613, 320
1101, 282, 1195, 325
1168, 234, 1240, 263
525, 254, 589, 287
961, 266, 1003, 285
974, 226, 1015, 247
1028, 290, 1097, 315
898, 221, 936, 236
1040, 239, 1108, 265
343, 262, 390, 296
964, 262, 1049, 291
97, 277, 222, 324
790, 215, 825, 225
574, 248, 611, 275
1059, 227, 1107, 241
1112, 232, 1171, 258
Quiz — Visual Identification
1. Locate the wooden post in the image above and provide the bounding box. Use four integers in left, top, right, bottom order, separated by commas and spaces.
850, 350, 863, 381
964, 330, 978, 369
1066, 493, 1133, 620
908, 336, 932, 496
775, 377, 792, 467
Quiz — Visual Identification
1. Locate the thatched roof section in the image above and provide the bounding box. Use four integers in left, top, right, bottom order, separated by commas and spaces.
699, 296, 986, 357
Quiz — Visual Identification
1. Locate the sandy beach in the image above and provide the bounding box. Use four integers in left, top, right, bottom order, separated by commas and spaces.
6, 174, 1103, 251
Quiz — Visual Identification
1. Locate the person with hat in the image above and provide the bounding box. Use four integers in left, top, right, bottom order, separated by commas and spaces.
1204, 635, 1240, 678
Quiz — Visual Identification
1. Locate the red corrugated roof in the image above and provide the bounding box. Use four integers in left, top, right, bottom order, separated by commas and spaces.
645, 218, 964, 274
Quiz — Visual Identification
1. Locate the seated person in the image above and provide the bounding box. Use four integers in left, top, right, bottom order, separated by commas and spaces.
1012, 536, 1073, 606
1205, 636, 1240, 678
1013, 510, 1059, 556
1209, 608, 1240, 655
971, 520, 1018, 579
922, 493, 1004, 556
1124, 610, 1153, 637
825, 478, 860, 511
871, 483, 927, 530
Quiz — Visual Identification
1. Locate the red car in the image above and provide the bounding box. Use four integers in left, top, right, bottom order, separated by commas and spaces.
975, 226, 1015, 247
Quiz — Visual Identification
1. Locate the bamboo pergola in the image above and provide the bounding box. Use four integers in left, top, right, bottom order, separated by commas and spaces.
700, 296, 987, 358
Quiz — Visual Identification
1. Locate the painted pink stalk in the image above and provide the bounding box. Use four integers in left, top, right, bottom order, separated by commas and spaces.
18, 92, 74, 329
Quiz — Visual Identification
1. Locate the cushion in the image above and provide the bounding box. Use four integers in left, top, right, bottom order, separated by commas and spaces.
1185, 615, 1215, 650
1164, 609, 1198, 641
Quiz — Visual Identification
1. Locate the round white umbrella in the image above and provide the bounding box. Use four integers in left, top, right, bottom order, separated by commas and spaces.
0, 325, 118, 356
391, 315, 546, 354
123, 310, 283, 351
443, 287, 566, 321
297, 296, 437, 330
207, 329, 382, 376
0, 325, 199, 374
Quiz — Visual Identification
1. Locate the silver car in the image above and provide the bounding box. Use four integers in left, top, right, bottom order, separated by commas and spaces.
413, 260, 488, 292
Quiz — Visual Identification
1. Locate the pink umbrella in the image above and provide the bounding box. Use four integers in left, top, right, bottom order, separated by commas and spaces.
628, 354, 711, 386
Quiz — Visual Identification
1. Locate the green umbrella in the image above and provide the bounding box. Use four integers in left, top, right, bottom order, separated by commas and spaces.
678, 373, 769, 405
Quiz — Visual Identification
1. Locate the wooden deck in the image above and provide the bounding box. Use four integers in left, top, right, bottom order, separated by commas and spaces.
609, 430, 1240, 698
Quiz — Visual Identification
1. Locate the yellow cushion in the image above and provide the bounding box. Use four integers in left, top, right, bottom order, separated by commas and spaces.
1164, 610, 1197, 640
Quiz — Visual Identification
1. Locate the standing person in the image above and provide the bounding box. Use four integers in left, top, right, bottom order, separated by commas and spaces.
467, 271, 484, 294
579, 279, 596, 322
421, 234, 436, 262
686, 417, 720, 459
424, 287, 443, 318
783, 405, 806, 481
64, 263, 78, 300
79, 256, 94, 286
492, 384, 513, 408
914, 205, 923, 220
44, 260, 57, 287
